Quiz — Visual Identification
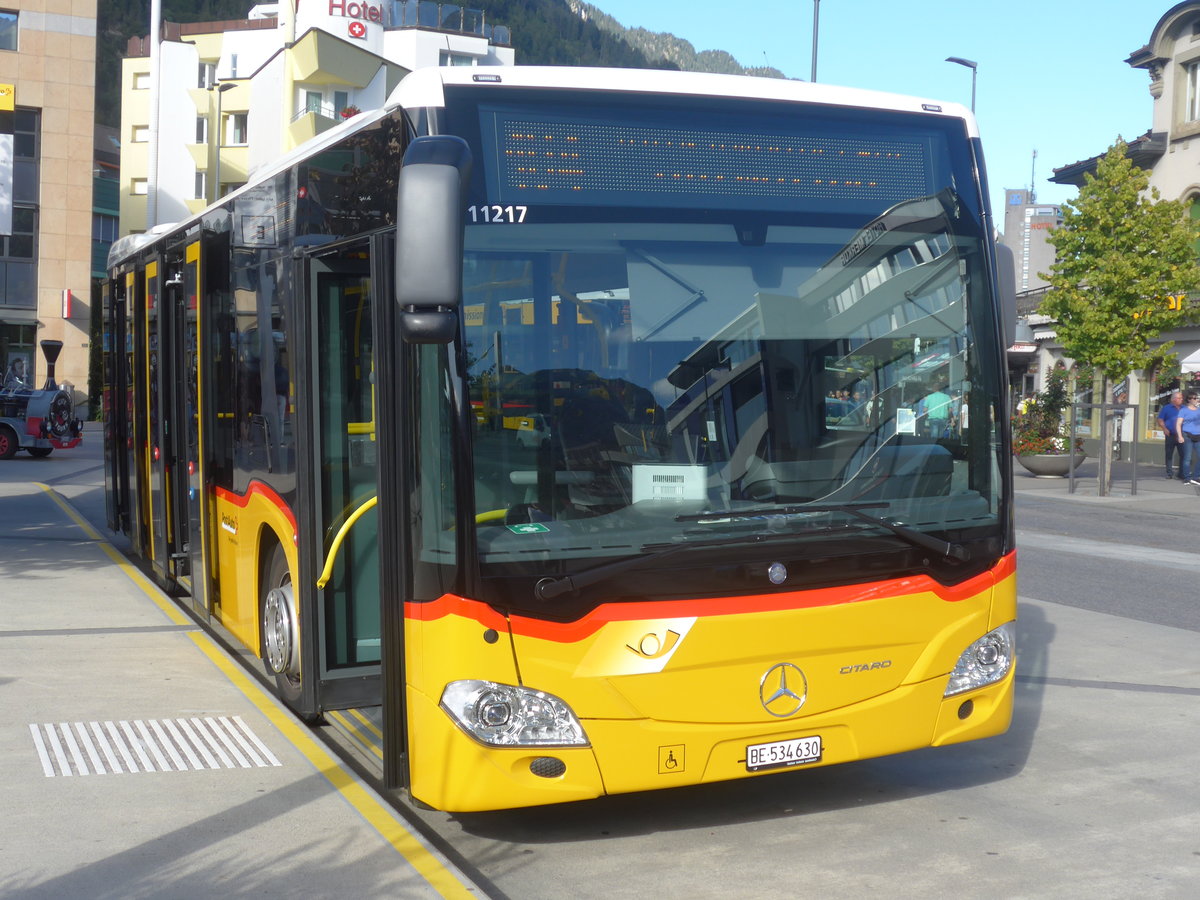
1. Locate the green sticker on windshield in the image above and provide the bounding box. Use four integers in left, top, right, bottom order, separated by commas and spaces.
507, 523, 550, 535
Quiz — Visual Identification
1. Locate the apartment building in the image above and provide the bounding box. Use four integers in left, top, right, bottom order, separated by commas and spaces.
120, 1, 513, 235
0, 1, 96, 406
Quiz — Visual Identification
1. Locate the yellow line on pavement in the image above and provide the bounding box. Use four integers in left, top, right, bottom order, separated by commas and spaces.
35, 484, 478, 900
328, 709, 385, 761
37, 484, 189, 626
192, 639, 475, 899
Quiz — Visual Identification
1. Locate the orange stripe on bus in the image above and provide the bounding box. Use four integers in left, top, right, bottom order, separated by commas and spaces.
406, 551, 1016, 643
214, 481, 298, 532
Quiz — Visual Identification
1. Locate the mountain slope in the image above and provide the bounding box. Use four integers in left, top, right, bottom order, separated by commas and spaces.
566, 1, 788, 79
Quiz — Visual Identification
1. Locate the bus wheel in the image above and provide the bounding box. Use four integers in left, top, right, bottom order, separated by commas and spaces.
0, 425, 17, 460
28, 447, 53, 458
261, 545, 303, 705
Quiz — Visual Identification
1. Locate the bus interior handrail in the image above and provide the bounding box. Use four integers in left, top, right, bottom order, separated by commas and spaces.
317, 494, 378, 590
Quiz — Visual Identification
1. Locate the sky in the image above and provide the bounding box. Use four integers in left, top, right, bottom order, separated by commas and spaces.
587, 0, 1162, 223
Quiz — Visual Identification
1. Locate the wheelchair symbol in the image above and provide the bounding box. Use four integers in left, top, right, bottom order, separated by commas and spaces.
658, 744, 685, 774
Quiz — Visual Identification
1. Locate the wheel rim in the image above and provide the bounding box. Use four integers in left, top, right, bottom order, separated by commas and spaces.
262, 581, 299, 677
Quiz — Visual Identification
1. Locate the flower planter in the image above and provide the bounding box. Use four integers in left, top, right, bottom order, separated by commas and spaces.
1016, 452, 1087, 478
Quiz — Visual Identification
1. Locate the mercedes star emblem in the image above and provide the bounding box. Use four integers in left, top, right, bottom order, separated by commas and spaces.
759, 662, 808, 718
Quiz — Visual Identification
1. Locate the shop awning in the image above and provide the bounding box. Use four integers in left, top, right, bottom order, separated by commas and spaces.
1181, 348, 1200, 373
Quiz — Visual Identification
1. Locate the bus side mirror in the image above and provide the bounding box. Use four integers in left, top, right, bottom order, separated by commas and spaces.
994, 243, 1017, 349
395, 136, 473, 344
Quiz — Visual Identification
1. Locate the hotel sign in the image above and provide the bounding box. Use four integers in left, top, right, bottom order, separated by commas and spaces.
297, 0, 384, 49
328, 0, 383, 40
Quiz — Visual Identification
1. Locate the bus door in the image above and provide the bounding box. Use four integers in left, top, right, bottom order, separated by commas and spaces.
127, 270, 149, 557
143, 260, 173, 583
304, 237, 382, 710
102, 278, 130, 535
153, 250, 199, 594
176, 241, 209, 613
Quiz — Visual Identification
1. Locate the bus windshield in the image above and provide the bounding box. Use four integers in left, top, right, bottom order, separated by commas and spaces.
445, 90, 1006, 605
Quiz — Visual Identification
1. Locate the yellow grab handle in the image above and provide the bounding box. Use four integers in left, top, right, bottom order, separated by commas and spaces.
316, 494, 378, 590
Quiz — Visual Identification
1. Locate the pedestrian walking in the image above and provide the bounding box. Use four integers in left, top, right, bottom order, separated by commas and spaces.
1156, 390, 1185, 479
1175, 392, 1200, 484
919, 381, 952, 438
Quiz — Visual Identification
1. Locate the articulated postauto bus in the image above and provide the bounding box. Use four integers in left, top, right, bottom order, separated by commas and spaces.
104, 67, 1017, 812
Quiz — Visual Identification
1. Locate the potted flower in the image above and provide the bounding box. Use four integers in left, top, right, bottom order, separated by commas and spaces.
340, 105, 361, 119
1012, 366, 1086, 476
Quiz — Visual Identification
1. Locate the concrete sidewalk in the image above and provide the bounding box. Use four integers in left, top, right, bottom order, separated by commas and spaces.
0, 476, 481, 899
1013, 455, 1200, 515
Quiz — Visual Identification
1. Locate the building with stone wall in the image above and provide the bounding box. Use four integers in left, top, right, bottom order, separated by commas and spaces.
0, 1, 96, 409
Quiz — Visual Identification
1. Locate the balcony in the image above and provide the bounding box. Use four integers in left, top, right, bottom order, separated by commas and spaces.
386, 1, 511, 45
289, 28, 381, 86
288, 105, 340, 146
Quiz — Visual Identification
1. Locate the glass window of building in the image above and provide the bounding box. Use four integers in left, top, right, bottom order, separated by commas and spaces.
229, 113, 248, 145
1187, 60, 1200, 122
92, 213, 119, 243
0, 11, 16, 51
0, 206, 36, 308
1, 107, 36, 308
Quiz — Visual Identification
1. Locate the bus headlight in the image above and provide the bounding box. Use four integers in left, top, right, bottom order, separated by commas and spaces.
944, 624, 1015, 697
440, 680, 590, 748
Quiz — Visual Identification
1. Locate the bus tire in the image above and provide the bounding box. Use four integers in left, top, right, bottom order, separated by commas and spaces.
261, 543, 304, 706
28, 447, 53, 458
0, 425, 17, 460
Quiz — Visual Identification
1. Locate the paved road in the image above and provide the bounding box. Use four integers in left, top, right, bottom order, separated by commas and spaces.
10, 435, 1199, 898
1017, 490, 1200, 633
399, 491, 1200, 898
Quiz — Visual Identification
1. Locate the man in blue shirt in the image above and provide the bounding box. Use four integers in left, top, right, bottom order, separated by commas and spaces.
1156, 390, 1185, 479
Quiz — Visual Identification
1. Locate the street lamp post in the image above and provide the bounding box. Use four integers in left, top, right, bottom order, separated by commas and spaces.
811, 0, 820, 83
210, 81, 234, 204
945, 57, 977, 112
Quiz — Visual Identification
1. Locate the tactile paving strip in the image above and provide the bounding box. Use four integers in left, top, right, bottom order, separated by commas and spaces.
29, 716, 281, 776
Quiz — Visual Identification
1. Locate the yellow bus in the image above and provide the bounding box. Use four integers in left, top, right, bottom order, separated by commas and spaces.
104, 66, 1017, 812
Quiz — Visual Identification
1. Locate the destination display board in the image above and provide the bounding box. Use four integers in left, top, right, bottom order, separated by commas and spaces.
477, 101, 944, 213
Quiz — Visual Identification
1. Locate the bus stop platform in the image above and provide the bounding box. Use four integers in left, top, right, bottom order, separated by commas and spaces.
1013, 456, 1200, 516
0, 469, 483, 899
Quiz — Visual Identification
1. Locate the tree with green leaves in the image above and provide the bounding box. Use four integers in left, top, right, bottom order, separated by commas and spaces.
1039, 139, 1200, 491
1041, 140, 1200, 377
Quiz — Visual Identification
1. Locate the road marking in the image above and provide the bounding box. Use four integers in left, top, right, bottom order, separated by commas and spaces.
29, 716, 282, 777
327, 708, 384, 761
1016, 529, 1200, 571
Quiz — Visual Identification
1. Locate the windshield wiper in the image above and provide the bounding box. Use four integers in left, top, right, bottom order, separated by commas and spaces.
676, 502, 969, 563
533, 503, 968, 602
532, 529, 838, 602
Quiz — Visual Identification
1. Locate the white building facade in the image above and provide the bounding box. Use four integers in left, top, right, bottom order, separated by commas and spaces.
120, 1, 514, 236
